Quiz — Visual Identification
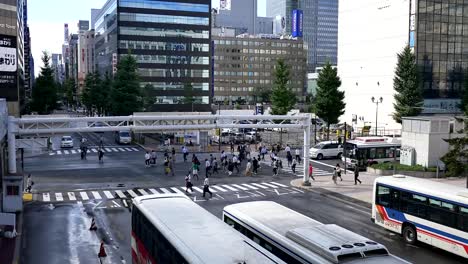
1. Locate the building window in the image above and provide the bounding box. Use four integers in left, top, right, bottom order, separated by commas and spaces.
6, 185, 19, 196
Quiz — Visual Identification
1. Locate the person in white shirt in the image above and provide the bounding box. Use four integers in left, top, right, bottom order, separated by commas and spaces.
232, 155, 240, 173
182, 146, 188, 162
295, 148, 301, 164
202, 176, 212, 198
145, 152, 151, 167
205, 159, 212, 177
245, 160, 252, 176
185, 172, 193, 193
285, 145, 291, 155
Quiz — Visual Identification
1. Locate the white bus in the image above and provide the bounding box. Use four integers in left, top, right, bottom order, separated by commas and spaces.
223, 201, 409, 264
372, 175, 468, 259
342, 137, 401, 169
131, 194, 286, 264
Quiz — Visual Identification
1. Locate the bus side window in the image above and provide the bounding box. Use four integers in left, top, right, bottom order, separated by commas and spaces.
376, 185, 390, 206
460, 207, 468, 232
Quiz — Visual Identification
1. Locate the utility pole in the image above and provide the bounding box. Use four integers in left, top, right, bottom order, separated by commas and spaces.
371, 96, 383, 136
343, 122, 347, 174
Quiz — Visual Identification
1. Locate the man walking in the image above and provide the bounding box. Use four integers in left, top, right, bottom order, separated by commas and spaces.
295, 148, 301, 164
151, 150, 157, 166
212, 158, 219, 174
354, 165, 362, 185
232, 155, 240, 173
185, 172, 193, 193
252, 157, 259, 175
245, 159, 252, 177
98, 147, 104, 163
203, 176, 213, 198
205, 158, 212, 177
291, 158, 297, 174
145, 151, 151, 168
336, 164, 343, 181
287, 152, 293, 167
182, 146, 188, 162
285, 144, 291, 157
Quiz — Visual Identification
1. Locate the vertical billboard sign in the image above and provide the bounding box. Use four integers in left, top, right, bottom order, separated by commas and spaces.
409, 0, 416, 50
292, 10, 303, 38
0, 34, 17, 101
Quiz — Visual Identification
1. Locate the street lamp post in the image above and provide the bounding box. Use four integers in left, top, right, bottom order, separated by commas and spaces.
371, 96, 383, 136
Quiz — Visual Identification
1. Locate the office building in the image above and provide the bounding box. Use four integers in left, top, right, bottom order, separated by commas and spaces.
338, 0, 466, 130
67, 33, 79, 83
78, 20, 90, 31
0, 0, 25, 116
23, 0, 33, 106
77, 29, 95, 93
94, 0, 212, 112
212, 29, 307, 104
51, 53, 65, 84
213, 0, 273, 35
266, 0, 338, 71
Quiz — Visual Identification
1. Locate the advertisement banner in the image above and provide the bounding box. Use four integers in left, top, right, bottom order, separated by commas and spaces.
292, 10, 303, 38
0, 34, 17, 101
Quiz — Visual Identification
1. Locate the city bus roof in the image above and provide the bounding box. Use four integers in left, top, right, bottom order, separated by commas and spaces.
132, 194, 286, 264
375, 175, 468, 206
345, 137, 401, 148
224, 201, 408, 264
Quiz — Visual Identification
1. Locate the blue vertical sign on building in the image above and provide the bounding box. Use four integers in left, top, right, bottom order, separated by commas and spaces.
211, 40, 215, 99
292, 9, 303, 38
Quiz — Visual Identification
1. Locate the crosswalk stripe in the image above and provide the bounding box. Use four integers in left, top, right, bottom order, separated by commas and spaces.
104, 191, 114, 199
170, 187, 184, 194
111, 148, 119, 152
160, 188, 171, 194
91, 191, 102, 199
261, 182, 278, 188
115, 190, 126, 199
231, 184, 248, 191
221, 185, 239, 191
251, 183, 269, 189
270, 182, 288, 187
57, 150, 62, 155
241, 183, 258, 190
127, 190, 138, 198
131, 147, 139, 151
138, 189, 148, 195
64, 150, 70, 154
67, 192, 76, 201
80, 192, 89, 200
55, 193, 63, 201
118, 148, 126, 152
105, 148, 112, 152
193, 187, 204, 193
91, 148, 98, 153
71, 150, 77, 154
43, 193, 50, 202
207, 187, 217, 193
211, 185, 228, 192
149, 188, 159, 194
49, 153, 55, 156
124, 148, 133, 151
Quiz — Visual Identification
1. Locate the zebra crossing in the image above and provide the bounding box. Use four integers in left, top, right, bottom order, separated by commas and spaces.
260, 158, 332, 177
49, 146, 141, 156
38, 181, 290, 203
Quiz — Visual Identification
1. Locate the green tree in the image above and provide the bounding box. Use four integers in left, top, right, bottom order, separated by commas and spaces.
98, 72, 112, 115
142, 84, 156, 112
183, 83, 195, 111
252, 86, 271, 103
63, 78, 76, 108
270, 59, 296, 115
393, 46, 423, 123
314, 62, 345, 140
110, 54, 141, 115
31, 52, 58, 114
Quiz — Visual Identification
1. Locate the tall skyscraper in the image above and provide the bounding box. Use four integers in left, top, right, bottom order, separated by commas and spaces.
266, 0, 338, 72
338, 0, 466, 130
0, 0, 25, 116
64, 23, 69, 43
51, 53, 65, 84
77, 29, 95, 93
23, 0, 33, 107
95, 0, 212, 112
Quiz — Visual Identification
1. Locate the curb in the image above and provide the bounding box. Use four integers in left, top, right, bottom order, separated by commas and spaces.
12, 212, 23, 264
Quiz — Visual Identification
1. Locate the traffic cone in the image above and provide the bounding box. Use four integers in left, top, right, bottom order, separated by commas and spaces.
98, 241, 107, 257
89, 218, 97, 231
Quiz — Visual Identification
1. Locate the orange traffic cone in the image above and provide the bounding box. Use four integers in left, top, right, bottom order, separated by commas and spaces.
89, 218, 97, 231
98, 241, 107, 257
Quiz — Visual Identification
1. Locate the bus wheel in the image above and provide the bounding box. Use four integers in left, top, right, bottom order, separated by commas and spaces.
402, 225, 417, 245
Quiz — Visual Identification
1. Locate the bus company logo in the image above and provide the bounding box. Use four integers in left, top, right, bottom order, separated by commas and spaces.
0, 38, 12, 47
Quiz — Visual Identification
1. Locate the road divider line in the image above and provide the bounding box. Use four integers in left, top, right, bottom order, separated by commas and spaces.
42, 193, 50, 202
67, 192, 76, 201
138, 189, 148, 195
103, 191, 114, 199
149, 188, 159, 194
80, 192, 89, 200
115, 190, 126, 199
91, 191, 102, 200
251, 183, 269, 189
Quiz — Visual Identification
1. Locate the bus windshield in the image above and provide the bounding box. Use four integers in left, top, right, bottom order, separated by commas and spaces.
120, 131, 130, 137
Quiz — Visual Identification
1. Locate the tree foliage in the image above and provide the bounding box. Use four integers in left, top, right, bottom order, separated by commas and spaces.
314, 62, 345, 140
253, 86, 271, 103
110, 54, 141, 115
393, 46, 423, 123
63, 78, 76, 107
31, 52, 58, 114
183, 83, 195, 105
270, 59, 296, 115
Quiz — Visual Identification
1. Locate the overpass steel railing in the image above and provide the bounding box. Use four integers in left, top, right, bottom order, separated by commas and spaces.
8, 114, 312, 185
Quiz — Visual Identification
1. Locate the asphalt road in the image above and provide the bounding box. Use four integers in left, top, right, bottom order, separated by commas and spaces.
20, 133, 466, 264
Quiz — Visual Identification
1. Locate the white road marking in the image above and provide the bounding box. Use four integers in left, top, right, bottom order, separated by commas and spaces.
159, 188, 171, 194
105, 148, 112, 152
71, 150, 77, 154
149, 188, 159, 194
231, 184, 248, 191
122, 199, 128, 207
91, 148, 98, 153
112, 200, 121, 208
192, 187, 204, 193
127, 190, 138, 198
103, 191, 114, 199
49, 153, 55, 156
115, 190, 126, 199
251, 183, 269, 189
131, 147, 139, 151
118, 148, 126, 152
42, 193, 50, 202
211, 185, 228, 192
80, 192, 89, 200
291, 187, 305, 193
310, 159, 336, 169
138, 189, 148, 195
207, 187, 217, 193
67, 192, 76, 201
241, 183, 258, 190
111, 148, 119, 152
261, 182, 278, 188
124, 148, 133, 151
170, 187, 184, 194
64, 150, 70, 154
91, 191, 102, 200
57, 150, 62, 155
270, 182, 288, 187
221, 185, 239, 191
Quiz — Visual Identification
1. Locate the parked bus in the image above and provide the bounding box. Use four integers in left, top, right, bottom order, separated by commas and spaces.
372, 175, 468, 259
342, 137, 401, 169
223, 201, 409, 264
131, 194, 286, 264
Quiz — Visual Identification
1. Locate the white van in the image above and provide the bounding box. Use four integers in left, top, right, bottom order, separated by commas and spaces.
115, 131, 132, 144
309, 141, 343, 160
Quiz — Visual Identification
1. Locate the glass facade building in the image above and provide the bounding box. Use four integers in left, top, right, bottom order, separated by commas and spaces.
94, 0, 212, 112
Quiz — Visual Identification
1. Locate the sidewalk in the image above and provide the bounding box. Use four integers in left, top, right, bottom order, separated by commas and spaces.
291, 171, 466, 206
0, 212, 23, 264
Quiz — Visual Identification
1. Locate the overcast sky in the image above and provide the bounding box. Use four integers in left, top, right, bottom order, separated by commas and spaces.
29, 0, 266, 76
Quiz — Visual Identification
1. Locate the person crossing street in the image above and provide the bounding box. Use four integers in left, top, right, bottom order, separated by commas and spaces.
309, 163, 316, 181
145, 152, 151, 168
291, 158, 297, 174
354, 165, 362, 185
202, 176, 213, 198
295, 148, 301, 163
182, 146, 188, 162
205, 159, 212, 177
185, 172, 193, 193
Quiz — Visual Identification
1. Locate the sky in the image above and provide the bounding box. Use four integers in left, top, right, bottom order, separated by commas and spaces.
29, 0, 266, 76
